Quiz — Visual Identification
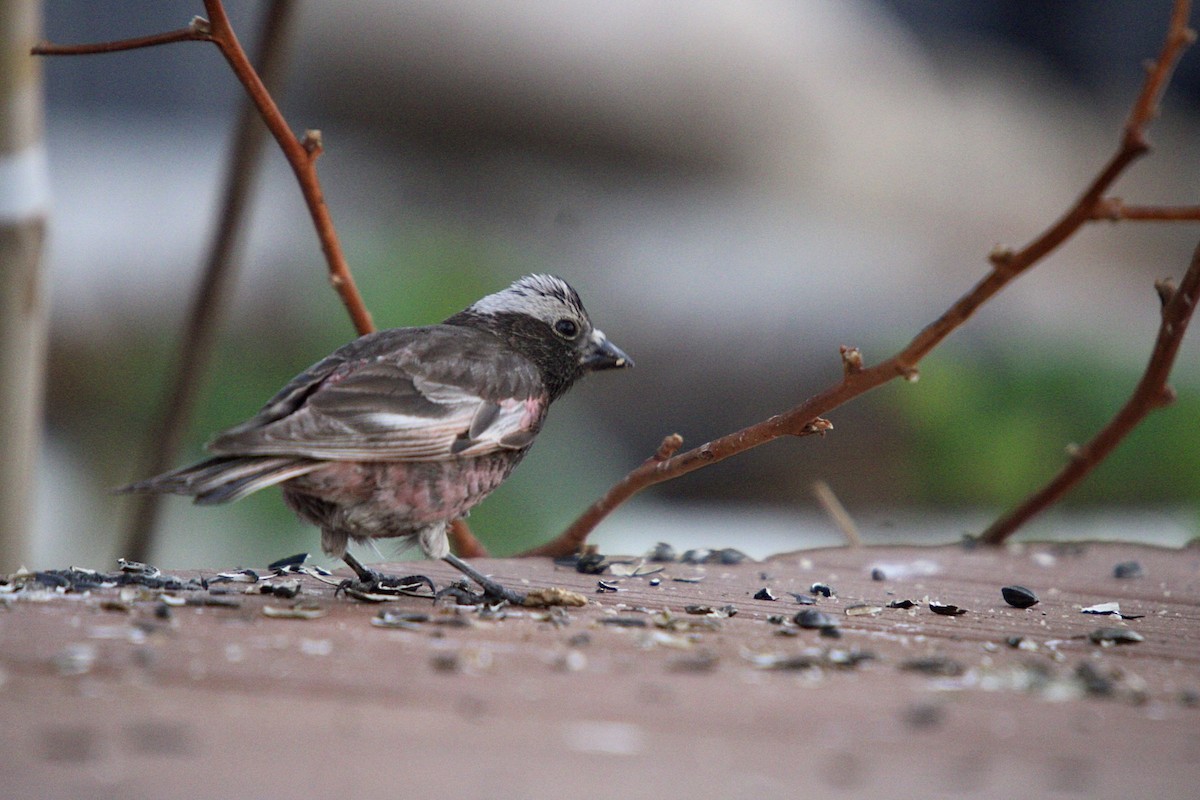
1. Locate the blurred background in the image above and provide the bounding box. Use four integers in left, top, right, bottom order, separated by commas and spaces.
33, 0, 1200, 568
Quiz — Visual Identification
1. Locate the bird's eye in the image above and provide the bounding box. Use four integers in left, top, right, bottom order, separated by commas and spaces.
553, 318, 579, 339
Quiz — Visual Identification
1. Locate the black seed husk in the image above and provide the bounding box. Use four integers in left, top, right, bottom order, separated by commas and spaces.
1001, 585, 1039, 609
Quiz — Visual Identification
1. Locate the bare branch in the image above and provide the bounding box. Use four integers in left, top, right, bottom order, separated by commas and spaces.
31, 21, 210, 56
552, 0, 1195, 552
33, 2, 376, 337
199, 0, 374, 335
979, 241, 1200, 544
1091, 198, 1200, 221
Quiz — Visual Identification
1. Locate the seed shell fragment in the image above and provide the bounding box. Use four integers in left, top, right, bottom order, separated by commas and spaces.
929, 601, 968, 616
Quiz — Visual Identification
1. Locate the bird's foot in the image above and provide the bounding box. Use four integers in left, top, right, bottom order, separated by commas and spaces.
337, 552, 436, 601
442, 553, 527, 606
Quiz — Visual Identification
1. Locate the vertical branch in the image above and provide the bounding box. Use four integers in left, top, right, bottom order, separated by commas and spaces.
122, 0, 297, 562
201, 0, 374, 336
0, 1, 48, 571
979, 246, 1200, 544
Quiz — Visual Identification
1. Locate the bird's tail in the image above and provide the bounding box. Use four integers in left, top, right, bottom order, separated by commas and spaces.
116, 456, 323, 505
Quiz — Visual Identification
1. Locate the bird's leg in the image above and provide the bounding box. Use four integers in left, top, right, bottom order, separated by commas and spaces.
443, 553, 526, 606
337, 551, 436, 599
342, 551, 377, 583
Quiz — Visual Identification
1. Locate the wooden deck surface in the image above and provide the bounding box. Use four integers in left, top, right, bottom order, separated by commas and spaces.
2, 541, 1198, 799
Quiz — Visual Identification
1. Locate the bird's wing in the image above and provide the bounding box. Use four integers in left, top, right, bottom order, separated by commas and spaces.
206, 327, 546, 461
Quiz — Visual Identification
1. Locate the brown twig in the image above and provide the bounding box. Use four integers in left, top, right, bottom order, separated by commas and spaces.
979, 245, 1200, 544
200, 1, 373, 336
121, 1, 297, 562
31, 21, 210, 55
811, 479, 861, 548
33, 2, 375, 337
448, 519, 488, 559
538, 0, 1195, 555
1091, 198, 1200, 221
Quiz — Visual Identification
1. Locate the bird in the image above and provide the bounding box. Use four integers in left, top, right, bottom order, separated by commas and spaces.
120, 274, 632, 603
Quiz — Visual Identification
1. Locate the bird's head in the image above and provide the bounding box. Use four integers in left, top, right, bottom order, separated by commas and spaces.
446, 274, 633, 400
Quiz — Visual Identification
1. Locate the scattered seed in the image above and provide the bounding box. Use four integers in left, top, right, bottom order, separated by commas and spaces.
212, 569, 259, 584
262, 603, 326, 620
648, 578, 661, 587
118, 559, 160, 578
671, 574, 705, 584
576, 553, 609, 575
766, 614, 787, 625
259, 579, 301, 599
99, 599, 133, 614
648, 542, 677, 562
900, 655, 964, 677
870, 568, 886, 581
810, 582, 833, 598
1112, 561, 1144, 580
371, 610, 430, 630
596, 580, 620, 593
887, 599, 917, 609
929, 601, 967, 616
1082, 601, 1121, 615
794, 609, 838, 630
597, 617, 647, 628
844, 604, 882, 617
684, 604, 736, 618
714, 548, 750, 565
827, 648, 875, 667
753, 587, 777, 601
267, 553, 309, 570
521, 587, 587, 607
608, 561, 663, 578
186, 596, 241, 608
1080, 602, 1144, 619
788, 592, 817, 605
1001, 585, 1039, 609
1089, 627, 1144, 646
1074, 662, 1115, 696
667, 649, 720, 673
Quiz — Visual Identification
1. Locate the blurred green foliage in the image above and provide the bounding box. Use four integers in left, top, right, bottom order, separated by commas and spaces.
893, 345, 1200, 507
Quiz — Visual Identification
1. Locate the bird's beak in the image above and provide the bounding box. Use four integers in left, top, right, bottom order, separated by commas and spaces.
582, 329, 633, 371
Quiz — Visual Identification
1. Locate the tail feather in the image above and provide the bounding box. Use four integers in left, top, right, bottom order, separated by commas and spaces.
117, 456, 323, 505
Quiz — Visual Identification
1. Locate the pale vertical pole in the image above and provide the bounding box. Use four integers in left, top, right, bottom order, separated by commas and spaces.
0, 0, 49, 571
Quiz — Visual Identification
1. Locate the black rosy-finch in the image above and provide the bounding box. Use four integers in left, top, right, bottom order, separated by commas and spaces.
120, 274, 632, 602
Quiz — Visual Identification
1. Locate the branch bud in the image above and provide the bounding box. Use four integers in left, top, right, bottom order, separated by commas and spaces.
839, 345, 863, 375
653, 434, 684, 462
1155, 277, 1177, 309
302, 129, 324, 157
988, 245, 1014, 268
189, 16, 212, 36
801, 417, 833, 436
